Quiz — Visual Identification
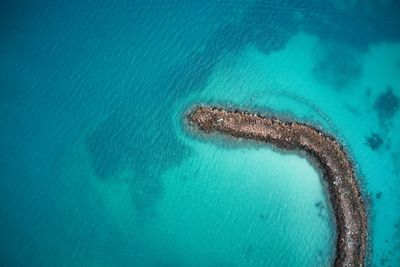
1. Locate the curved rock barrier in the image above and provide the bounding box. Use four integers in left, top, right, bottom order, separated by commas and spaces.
186, 105, 367, 267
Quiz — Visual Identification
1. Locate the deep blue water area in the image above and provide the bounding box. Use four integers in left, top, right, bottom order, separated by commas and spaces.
1, 1, 400, 266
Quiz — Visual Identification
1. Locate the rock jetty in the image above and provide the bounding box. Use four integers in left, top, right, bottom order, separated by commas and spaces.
187, 105, 368, 267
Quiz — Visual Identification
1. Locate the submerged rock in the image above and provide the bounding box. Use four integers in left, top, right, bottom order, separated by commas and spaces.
374, 87, 400, 126
366, 133, 384, 150
313, 43, 362, 90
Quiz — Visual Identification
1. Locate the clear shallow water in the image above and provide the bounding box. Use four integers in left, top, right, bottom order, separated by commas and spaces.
1, 1, 399, 266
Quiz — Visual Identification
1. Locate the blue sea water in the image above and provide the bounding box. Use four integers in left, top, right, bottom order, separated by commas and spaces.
1, 0, 400, 266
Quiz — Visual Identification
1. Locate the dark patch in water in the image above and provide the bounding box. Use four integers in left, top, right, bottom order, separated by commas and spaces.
303, 0, 400, 50
207, 23, 251, 56
238, 0, 400, 54
86, 100, 188, 215
259, 213, 267, 221
374, 87, 400, 126
366, 133, 384, 150
376, 192, 382, 199
314, 200, 326, 219
129, 175, 163, 216
242, 1, 300, 54
315, 201, 323, 208
86, 113, 135, 179
313, 44, 362, 90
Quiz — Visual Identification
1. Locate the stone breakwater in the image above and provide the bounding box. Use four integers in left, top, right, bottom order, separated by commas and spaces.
187, 105, 368, 267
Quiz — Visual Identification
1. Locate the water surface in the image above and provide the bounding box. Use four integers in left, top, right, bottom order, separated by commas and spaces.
1, 0, 400, 266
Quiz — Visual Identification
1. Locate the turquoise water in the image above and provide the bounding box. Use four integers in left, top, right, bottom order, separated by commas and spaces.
1, 1, 399, 266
